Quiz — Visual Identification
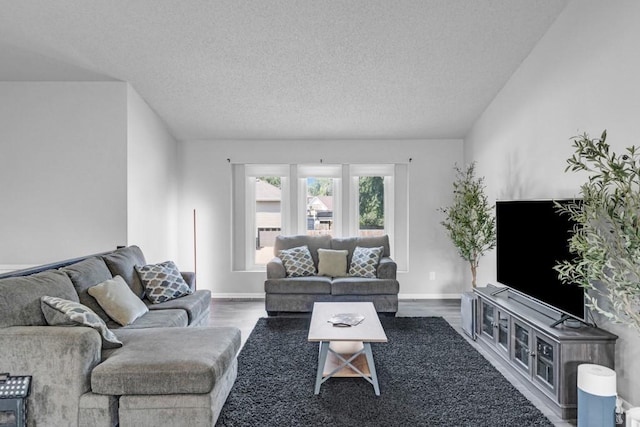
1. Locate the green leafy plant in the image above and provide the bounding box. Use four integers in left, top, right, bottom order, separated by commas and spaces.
555, 130, 640, 331
439, 162, 496, 288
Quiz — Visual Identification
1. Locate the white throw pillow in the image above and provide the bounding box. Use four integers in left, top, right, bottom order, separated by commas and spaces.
317, 249, 349, 277
88, 275, 149, 326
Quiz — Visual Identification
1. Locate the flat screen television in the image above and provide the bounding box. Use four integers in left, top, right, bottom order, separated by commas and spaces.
495, 199, 585, 321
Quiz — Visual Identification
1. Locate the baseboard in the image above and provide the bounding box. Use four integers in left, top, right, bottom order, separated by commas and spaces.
399, 293, 462, 300
211, 293, 266, 299
211, 293, 462, 300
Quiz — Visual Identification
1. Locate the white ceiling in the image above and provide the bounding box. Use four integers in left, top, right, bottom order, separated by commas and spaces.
0, 0, 568, 141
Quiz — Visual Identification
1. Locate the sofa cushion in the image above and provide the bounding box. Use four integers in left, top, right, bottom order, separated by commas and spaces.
135, 261, 193, 304
349, 246, 384, 278
274, 235, 331, 268
0, 270, 78, 327
317, 249, 349, 277
92, 327, 241, 395
88, 276, 149, 326
102, 246, 147, 298
146, 289, 212, 324
40, 296, 122, 349
61, 257, 114, 323
264, 276, 332, 294
278, 245, 316, 277
110, 308, 188, 329
331, 277, 400, 295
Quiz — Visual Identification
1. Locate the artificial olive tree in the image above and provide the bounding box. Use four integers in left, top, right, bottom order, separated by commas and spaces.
555, 130, 640, 331
440, 162, 496, 288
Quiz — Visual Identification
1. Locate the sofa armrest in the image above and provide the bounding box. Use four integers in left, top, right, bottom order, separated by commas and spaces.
266, 257, 286, 279
377, 257, 397, 279
0, 326, 103, 426
181, 271, 196, 291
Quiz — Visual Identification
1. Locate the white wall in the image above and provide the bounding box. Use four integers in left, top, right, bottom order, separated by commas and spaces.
465, 0, 640, 406
0, 82, 128, 265
126, 85, 179, 263
177, 139, 464, 297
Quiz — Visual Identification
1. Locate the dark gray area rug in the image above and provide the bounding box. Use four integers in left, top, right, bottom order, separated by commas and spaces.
216, 317, 554, 427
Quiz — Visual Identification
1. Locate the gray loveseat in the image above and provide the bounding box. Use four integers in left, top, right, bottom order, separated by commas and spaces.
0, 246, 240, 427
265, 235, 399, 316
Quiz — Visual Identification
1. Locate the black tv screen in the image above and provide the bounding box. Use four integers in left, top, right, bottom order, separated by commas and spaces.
496, 199, 585, 321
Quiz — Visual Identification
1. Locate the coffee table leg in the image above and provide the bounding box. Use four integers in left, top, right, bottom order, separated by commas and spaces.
363, 343, 380, 396
314, 341, 329, 394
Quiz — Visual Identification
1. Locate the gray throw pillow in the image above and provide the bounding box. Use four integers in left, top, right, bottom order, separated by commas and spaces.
349, 246, 384, 278
40, 296, 122, 349
279, 245, 316, 277
135, 261, 193, 304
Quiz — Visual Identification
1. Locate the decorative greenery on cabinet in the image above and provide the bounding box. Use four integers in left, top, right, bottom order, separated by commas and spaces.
555, 130, 640, 331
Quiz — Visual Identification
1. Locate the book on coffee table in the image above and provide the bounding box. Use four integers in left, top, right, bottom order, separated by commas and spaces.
327, 313, 365, 327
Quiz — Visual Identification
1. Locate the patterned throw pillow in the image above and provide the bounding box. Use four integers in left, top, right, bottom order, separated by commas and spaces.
279, 245, 316, 277
135, 260, 193, 304
40, 296, 122, 349
349, 246, 384, 278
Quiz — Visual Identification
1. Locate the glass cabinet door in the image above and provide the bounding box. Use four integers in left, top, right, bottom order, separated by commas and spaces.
534, 334, 556, 395
481, 301, 495, 339
512, 320, 531, 373
497, 311, 509, 354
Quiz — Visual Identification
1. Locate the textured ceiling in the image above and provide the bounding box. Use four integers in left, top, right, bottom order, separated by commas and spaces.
0, 0, 568, 140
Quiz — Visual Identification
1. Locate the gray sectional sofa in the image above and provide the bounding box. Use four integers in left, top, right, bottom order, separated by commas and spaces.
265, 234, 399, 316
0, 246, 240, 427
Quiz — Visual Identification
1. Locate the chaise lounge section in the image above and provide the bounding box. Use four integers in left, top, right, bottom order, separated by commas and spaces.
265, 234, 400, 316
0, 246, 240, 427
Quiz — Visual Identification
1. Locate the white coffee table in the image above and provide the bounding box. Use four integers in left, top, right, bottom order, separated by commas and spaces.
308, 302, 388, 395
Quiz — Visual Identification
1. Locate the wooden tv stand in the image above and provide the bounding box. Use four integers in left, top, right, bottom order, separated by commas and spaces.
473, 285, 617, 420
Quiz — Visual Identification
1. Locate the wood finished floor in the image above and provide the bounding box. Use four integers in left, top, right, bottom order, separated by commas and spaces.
209, 299, 575, 427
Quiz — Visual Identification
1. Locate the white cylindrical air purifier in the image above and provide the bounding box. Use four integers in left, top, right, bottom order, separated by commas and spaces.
578, 363, 617, 427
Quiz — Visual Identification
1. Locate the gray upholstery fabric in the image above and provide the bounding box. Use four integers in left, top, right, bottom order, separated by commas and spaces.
0, 270, 78, 327
266, 257, 286, 279
93, 327, 241, 395
377, 257, 398, 280
118, 359, 237, 427
109, 308, 188, 329
0, 326, 102, 427
265, 235, 398, 315
145, 289, 211, 324
180, 271, 196, 290
265, 293, 398, 313
274, 234, 331, 268
78, 392, 119, 427
264, 276, 332, 294
61, 257, 115, 322
331, 277, 400, 295
102, 245, 147, 298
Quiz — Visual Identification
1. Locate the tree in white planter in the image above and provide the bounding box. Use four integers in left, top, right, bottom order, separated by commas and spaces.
439, 162, 496, 288
555, 130, 640, 331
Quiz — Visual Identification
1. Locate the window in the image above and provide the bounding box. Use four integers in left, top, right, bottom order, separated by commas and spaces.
235, 163, 406, 271
297, 164, 342, 237
350, 165, 394, 239
244, 165, 289, 269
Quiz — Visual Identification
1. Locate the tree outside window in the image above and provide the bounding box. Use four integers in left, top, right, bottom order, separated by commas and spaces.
359, 176, 384, 236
